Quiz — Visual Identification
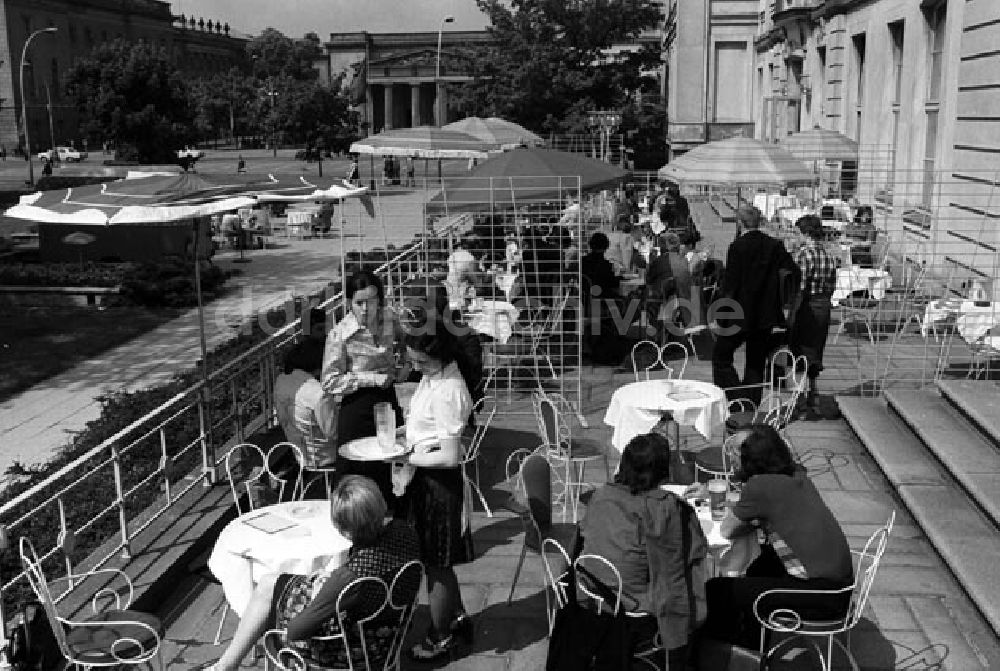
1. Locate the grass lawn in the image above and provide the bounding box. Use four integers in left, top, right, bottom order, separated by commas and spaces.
0, 304, 182, 403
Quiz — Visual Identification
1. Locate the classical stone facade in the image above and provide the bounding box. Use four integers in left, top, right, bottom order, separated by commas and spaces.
754, 0, 1000, 281
322, 31, 493, 133
0, 0, 246, 152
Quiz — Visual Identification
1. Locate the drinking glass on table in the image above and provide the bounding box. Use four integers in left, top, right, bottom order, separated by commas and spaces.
375, 402, 396, 453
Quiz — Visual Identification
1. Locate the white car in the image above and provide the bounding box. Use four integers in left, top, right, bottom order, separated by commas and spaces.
37, 146, 86, 162
177, 147, 205, 160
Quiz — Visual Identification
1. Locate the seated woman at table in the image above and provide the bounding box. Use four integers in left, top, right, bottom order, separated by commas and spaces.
397, 315, 476, 661
208, 476, 419, 671
579, 432, 708, 669
273, 339, 338, 479
322, 270, 404, 502
702, 425, 853, 649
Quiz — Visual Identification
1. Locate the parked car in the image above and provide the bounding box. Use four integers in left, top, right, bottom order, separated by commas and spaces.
176, 147, 205, 160
37, 146, 87, 162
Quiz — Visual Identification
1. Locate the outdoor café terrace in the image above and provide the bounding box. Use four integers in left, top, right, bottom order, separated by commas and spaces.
3, 156, 1000, 670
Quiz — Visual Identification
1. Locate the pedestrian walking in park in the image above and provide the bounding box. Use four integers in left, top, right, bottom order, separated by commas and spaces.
237, 155, 246, 173
347, 157, 360, 185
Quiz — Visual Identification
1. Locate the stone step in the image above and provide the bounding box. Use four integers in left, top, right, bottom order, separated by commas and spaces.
838, 395, 1000, 638
937, 379, 1000, 449
886, 388, 1000, 529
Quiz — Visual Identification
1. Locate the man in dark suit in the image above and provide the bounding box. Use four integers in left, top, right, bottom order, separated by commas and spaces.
712, 205, 800, 404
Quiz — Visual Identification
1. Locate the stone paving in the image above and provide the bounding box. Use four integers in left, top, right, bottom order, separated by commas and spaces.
157, 358, 1000, 670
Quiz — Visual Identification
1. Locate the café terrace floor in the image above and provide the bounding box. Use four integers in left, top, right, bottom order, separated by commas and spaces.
156, 339, 1000, 671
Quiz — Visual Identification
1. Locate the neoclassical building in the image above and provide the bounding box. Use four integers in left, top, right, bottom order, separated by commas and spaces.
0, 0, 247, 152
321, 31, 494, 133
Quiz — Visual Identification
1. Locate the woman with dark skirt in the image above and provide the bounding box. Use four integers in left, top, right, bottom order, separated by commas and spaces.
398, 314, 476, 661
321, 270, 404, 505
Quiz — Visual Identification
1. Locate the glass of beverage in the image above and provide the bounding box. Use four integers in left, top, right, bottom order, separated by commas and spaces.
708, 479, 728, 521
374, 402, 396, 453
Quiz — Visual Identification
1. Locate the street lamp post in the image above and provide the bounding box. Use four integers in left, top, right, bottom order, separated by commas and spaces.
587, 110, 623, 164
20, 26, 57, 185
435, 15, 454, 126
264, 78, 279, 157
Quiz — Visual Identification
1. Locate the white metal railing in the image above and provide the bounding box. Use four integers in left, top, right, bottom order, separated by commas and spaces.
0, 238, 429, 630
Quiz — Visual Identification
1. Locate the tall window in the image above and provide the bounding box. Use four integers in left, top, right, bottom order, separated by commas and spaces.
852, 34, 866, 142
816, 46, 827, 114
889, 21, 905, 175
923, 3, 946, 206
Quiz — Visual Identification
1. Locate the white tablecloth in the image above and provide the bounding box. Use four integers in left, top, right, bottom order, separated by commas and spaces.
467, 300, 519, 344
660, 484, 756, 577
830, 267, 892, 306
921, 300, 1000, 340
753, 194, 798, 221
208, 500, 351, 616
604, 379, 729, 451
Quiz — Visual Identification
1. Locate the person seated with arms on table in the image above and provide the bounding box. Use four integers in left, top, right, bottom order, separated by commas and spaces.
702, 425, 853, 649
273, 339, 338, 480
207, 476, 419, 671
322, 270, 404, 503
581, 231, 621, 298
579, 432, 708, 669
396, 315, 477, 660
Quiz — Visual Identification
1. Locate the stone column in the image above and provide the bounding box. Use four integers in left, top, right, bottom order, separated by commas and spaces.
384, 83, 394, 130
364, 85, 374, 134
410, 83, 421, 127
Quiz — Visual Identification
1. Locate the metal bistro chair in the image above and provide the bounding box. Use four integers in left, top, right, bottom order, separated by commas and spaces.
264, 575, 390, 671
212, 442, 274, 645
532, 390, 610, 523
462, 395, 498, 516
724, 349, 808, 436
540, 537, 573, 634
264, 560, 424, 671
754, 511, 895, 671
574, 554, 666, 670
502, 452, 580, 617
19, 537, 164, 670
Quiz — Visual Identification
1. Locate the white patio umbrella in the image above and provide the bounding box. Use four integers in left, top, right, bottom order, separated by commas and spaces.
443, 117, 544, 150
779, 126, 859, 162
658, 137, 816, 188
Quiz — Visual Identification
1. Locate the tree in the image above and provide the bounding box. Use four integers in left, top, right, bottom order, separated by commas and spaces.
450, 0, 663, 135
247, 28, 323, 81
64, 39, 194, 163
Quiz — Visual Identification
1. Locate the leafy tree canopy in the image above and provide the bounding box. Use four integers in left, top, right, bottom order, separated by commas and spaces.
247, 28, 323, 81
449, 0, 664, 136
64, 39, 193, 163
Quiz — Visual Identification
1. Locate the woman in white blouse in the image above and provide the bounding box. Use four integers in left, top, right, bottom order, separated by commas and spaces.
399, 316, 476, 661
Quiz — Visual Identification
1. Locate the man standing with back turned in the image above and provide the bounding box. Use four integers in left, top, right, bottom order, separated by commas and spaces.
712, 205, 800, 405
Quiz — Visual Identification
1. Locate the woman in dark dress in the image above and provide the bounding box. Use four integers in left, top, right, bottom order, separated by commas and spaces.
398, 314, 476, 660
321, 270, 404, 503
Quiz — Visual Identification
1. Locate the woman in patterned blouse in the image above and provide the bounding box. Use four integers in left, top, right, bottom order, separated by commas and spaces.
208, 476, 420, 671
322, 270, 405, 503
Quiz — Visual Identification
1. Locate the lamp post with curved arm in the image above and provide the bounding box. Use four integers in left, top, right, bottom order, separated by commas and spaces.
435, 15, 454, 126
20, 26, 58, 185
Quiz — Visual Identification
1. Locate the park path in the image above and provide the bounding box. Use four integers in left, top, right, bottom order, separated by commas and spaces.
0, 189, 426, 486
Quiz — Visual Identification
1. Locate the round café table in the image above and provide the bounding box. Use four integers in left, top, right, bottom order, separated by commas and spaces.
208, 500, 351, 616
661, 484, 757, 578
604, 379, 729, 454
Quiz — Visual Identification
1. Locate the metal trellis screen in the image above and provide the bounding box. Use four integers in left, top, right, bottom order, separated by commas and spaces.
757, 145, 1000, 395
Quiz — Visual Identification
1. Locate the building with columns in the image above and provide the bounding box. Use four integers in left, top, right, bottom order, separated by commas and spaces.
322, 31, 493, 133
0, 0, 246, 153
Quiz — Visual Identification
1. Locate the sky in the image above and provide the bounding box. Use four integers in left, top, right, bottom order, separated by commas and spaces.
173, 0, 490, 38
